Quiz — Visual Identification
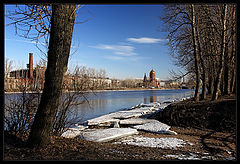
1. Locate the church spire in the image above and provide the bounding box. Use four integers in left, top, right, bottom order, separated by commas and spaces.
143, 73, 147, 82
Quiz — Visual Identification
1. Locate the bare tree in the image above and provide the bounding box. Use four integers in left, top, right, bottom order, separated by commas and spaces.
4, 58, 14, 91
191, 4, 201, 101
25, 4, 77, 148
212, 4, 228, 100
161, 4, 236, 101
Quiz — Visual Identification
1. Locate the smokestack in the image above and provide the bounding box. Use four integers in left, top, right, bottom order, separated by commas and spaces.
29, 53, 33, 79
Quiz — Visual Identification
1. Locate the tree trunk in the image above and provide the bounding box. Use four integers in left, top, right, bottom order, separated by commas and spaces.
191, 4, 201, 102
197, 24, 206, 100
224, 45, 231, 95
27, 4, 76, 148
212, 4, 228, 101
208, 71, 214, 96
200, 54, 207, 100
230, 6, 236, 94
230, 65, 236, 93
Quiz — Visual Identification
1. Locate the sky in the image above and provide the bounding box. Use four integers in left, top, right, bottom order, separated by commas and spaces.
4, 4, 181, 80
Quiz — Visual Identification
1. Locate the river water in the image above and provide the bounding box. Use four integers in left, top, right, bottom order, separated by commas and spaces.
5, 89, 194, 123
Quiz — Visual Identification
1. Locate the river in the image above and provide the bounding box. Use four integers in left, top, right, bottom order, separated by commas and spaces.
5, 89, 194, 123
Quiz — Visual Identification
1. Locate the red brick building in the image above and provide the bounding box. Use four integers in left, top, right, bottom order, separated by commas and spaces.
5, 53, 46, 91
143, 69, 160, 88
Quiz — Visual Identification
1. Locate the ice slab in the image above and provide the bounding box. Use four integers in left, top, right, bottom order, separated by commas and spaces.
132, 120, 177, 134
112, 111, 144, 119
86, 112, 120, 126
119, 118, 156, 125
78, 128, 139, 142
119, 107, 153, 114
61, 125, 88, 138
86, 107, 156, 126
140, 102, 160, 107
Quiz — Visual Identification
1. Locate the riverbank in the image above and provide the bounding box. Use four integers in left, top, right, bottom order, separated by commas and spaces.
4, 94, 236, 160
4, 126, 235, 160
149, 94, 236, 133
4, 87, 181, 94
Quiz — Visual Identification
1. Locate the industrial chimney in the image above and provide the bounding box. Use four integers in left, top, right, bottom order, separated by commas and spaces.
29, 53, 33, 79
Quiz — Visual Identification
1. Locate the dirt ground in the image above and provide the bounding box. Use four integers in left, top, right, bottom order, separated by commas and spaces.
3, 126, 236, 160
3, 94, 237, 161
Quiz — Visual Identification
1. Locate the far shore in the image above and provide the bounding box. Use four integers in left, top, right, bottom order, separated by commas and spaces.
4, 87, 188, 94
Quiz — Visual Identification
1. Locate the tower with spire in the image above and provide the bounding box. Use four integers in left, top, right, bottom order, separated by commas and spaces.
143, 69, 160, 88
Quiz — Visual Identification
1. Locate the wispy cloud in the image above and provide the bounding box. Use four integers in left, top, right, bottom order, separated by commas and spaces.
127, 37, 167, 44
90, 44, 137, 56
104, 55, 151, 62
104, 56, 125, 61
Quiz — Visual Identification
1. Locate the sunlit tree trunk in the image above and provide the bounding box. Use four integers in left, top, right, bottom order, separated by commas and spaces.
191, 4, 201, 102
212, 4, 228, 101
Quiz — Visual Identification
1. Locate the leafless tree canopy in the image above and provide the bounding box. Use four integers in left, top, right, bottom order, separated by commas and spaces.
161, 4, 236, 101
7, 5, 51, 42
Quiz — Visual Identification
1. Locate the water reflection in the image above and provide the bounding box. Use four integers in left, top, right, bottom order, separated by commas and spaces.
150, 95, 156, 103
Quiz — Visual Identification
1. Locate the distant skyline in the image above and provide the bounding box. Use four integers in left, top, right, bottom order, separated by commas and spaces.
4, 4, 181, 80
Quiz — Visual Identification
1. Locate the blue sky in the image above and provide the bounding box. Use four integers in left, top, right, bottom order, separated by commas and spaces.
5, 4, 180, 80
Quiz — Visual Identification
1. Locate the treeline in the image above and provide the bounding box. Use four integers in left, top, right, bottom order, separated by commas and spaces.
162, 4, 236, 101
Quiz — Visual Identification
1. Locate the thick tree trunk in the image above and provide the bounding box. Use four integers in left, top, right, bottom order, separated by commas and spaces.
212, 4, 228, 101
191, 4, 201, 102
27, 4, 76, 148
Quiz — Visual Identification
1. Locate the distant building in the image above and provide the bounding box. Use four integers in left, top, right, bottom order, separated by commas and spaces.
5, 53, 46, 91
143, 69, 160, 88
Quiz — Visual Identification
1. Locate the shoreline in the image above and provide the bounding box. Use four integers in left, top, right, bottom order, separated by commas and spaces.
4, 88, 191, 94
4, 94, 236, 160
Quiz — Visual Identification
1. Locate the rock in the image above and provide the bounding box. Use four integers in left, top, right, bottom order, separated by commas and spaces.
78, 128, 139, 142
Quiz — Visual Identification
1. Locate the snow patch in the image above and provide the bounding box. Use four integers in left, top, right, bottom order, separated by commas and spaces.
114, 136, 193, 149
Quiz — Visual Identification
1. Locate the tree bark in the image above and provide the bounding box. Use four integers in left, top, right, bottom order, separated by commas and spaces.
212, 4, 228, 101
224, 45, 231, 95
27, 4, 76, 148
196, 22, 207, 100
191, 4, 201, 102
